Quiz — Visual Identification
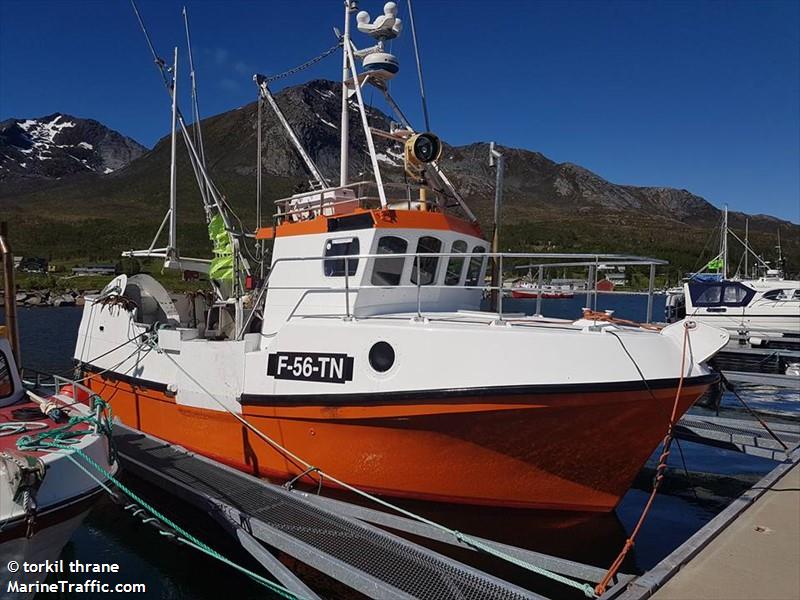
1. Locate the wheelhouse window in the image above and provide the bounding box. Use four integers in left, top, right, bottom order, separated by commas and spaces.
688, 281, 754, 307
445, 240, 467, 286
465, 245, 487, 287
410, 236, 442, 286
371, 236, 407, 286
0, 351, 13, 399
323, 237, 359, 277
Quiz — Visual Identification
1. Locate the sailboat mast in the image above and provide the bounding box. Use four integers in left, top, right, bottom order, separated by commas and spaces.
339, 2, 354, 186
744, 217, 749, 278
169, 46, 178, 257
722, 205, 728, 279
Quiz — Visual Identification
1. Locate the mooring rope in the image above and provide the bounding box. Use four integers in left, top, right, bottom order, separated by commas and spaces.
720, 374, 789, 451
17, 397, 303, 600
150, 339, 599, 598
594, 321, 693, 595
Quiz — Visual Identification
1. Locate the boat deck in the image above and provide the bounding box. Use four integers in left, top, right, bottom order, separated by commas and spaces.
0, 398, 90, 456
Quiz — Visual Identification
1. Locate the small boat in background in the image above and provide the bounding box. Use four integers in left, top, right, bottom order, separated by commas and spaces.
509, 281, 575, 299
667, 208, 800, 338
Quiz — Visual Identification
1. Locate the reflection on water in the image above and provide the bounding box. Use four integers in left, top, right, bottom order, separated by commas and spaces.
1, 304, 786, 599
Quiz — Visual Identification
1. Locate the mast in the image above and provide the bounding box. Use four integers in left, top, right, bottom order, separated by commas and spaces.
168, 46, 178, 260
744, 217, 749, 278
340, 1, 355, 186
722, 205, 728, 279
489, 143, 504, 310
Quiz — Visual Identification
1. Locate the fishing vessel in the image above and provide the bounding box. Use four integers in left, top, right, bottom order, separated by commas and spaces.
0, 336, 117, 596
74, 1, 729, 512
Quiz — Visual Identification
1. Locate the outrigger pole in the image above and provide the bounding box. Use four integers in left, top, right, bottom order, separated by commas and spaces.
254, 76, 328, 189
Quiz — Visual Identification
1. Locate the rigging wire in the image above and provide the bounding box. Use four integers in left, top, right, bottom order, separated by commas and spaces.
406, 0, 430, 131
261, 42, 342, 85
182, 5, 208, 204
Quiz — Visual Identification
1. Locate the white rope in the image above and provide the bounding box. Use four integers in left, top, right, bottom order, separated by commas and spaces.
0, 422, 48, 437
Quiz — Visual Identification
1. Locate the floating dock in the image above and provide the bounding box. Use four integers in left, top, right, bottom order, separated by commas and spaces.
711, 341, 800, 387
609, 447, 800, 600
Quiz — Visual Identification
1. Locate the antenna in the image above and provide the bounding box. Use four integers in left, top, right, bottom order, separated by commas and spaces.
406, 0, 430, 131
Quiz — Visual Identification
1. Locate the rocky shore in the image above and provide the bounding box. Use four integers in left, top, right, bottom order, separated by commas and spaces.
0, 288, 98, 308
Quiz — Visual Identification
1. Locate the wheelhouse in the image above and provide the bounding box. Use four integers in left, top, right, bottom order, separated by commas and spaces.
257, 193, 490, 332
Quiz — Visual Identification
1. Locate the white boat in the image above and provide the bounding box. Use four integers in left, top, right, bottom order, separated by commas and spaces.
72, 1, 729, 512
679, 208, 800, 336
0, 336, 117, 598
684, 275, 800, 336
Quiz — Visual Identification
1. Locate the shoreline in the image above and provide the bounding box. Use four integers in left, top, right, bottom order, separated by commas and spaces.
0, 288, 96, 308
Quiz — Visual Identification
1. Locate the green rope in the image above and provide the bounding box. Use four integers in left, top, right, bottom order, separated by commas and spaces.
17, 402, 302, 600
454, 532, 597, 598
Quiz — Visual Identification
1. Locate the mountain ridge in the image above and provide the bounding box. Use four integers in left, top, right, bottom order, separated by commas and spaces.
0, 113, 147, 187
0, 79, 796, 273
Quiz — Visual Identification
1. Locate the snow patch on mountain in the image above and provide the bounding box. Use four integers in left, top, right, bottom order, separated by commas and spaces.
0, 113, 147, 183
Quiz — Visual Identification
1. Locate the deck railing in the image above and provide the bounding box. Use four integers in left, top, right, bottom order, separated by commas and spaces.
21, 368, 104, 432
239, 252, 668, 338
273, 181, 453, 221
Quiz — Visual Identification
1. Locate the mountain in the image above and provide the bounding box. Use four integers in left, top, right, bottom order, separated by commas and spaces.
0, 113, 147, 187
0, 80, 796, 275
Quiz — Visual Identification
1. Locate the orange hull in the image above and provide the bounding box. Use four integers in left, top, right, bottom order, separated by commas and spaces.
84, 369, 714, 511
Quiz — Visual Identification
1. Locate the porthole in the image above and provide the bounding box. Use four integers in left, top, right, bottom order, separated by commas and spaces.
368, 342, 395, 373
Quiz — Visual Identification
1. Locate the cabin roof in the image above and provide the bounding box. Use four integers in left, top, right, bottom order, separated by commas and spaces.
256, 208, 483, 240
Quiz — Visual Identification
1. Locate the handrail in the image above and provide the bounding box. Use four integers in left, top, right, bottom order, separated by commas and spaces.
21, 367, 101, 430
235, 250, 668, 338
271, 180, 456, 223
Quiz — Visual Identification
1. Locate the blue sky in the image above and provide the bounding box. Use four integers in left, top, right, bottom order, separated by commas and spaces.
1, 0, 798, 222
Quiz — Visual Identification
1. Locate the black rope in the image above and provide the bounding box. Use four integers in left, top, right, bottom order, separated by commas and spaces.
607, 330, 657, 401
720, 374, 789, 451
